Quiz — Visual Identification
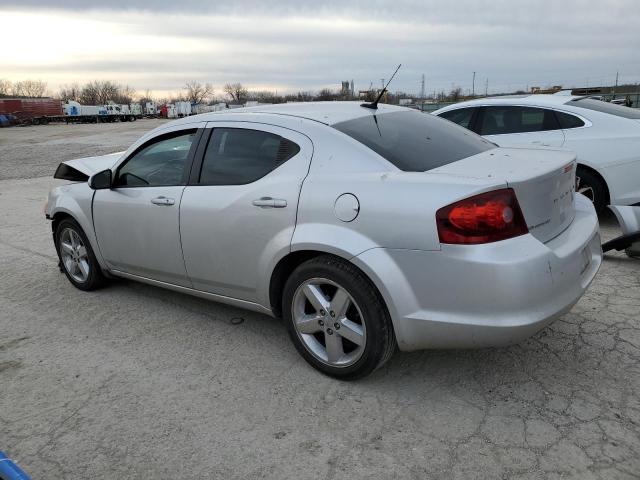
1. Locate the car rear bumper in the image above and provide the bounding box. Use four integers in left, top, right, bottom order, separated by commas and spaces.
353, 194, 602, 351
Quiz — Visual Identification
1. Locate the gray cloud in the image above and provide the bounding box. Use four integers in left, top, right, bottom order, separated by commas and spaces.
2, 1, 639, 96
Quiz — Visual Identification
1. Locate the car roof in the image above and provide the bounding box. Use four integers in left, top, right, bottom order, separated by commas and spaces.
435, 94, 585, 112
166, 101, 410, 127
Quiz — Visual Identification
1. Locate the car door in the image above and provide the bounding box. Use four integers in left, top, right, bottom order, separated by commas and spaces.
477, 106, 565, 147
93, 124, 204, 286
180, 122, 313, 303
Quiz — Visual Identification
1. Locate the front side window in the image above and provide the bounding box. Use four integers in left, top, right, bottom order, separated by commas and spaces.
115, 130, 196, 187
198, 128, 300, 185
479, 106, 560, 135
333, 110, 494, 172
439, 107, 477, 130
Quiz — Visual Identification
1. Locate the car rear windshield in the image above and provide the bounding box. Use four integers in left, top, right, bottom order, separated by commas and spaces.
333, 110, 494, 172
567, 98, 640, 119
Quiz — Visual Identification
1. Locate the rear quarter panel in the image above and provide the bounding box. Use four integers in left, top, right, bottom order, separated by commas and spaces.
562, 113, 640, 204
292, 128, 508, 256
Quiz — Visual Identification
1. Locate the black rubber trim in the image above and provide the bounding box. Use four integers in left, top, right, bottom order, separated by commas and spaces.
602, 232, 640, 253
53, 163, 89, 182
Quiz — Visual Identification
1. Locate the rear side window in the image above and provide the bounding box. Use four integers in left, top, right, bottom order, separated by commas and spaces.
199, 128, 300, 185
478, 106, 560, 135
333, 110, 494, 172
438, 107, 477, 129
555, 111, 585, 129
568, 98, 640, 119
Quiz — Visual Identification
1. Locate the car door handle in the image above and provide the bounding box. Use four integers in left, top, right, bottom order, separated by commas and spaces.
150, 196, 175, 206
252, 197, 287, 208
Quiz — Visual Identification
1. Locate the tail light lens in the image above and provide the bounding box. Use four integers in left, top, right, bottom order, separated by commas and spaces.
436, 188, 528, 244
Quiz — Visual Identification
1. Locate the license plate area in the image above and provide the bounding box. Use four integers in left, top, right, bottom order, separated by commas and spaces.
580, 245, 592, 276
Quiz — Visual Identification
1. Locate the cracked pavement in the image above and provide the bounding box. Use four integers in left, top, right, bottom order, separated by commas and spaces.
1, 123, 639, 479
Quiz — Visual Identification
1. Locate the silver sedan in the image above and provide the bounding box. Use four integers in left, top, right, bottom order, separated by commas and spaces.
46, 102, 602, 379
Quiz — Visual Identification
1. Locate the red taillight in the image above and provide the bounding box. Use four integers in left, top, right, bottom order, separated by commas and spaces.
436, 188, 528, 245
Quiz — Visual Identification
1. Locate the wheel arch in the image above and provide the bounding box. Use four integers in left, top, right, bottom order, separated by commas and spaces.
269, 250, 333, 317
268, 249, 390, 320
49, 205, 108, 270
577, 163, 610, 205
51, 210, 74, 234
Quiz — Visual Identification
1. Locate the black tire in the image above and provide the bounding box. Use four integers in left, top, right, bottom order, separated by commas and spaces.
55, 218, 106, 291
282, 255, 396, 380
576, 167, 608, 213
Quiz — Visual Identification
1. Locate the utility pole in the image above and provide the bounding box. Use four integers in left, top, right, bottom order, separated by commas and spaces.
472, 71, 476, 97
614, 71, 619, 98
420, 74, 425, 99
485, 78, 488, 97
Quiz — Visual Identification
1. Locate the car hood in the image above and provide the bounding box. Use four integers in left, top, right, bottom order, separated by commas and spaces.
62, 151, 124, 175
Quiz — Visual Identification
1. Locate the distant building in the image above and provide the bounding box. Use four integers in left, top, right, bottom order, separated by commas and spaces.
530, 86, 563, 94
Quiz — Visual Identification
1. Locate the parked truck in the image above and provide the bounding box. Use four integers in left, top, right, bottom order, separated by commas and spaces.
143, 101, 158, 117
0, 97, 147, 126
129, 103, 143, 117
175, 101, 192, 117
192, 102, 227, 114
63, 101, 136, 122
159, 104, 177, 119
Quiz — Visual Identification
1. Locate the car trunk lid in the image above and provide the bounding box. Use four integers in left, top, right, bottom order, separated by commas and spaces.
428, 147, 577, 243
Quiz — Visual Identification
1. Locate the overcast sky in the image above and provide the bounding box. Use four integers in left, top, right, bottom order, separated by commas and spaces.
1, 1, 639, 98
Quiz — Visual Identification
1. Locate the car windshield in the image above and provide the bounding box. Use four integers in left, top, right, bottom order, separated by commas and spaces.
333, 110, 494, 172
568, 98, 640, 119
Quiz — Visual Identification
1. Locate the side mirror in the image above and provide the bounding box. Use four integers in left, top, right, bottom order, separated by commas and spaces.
89, 169, 112, 190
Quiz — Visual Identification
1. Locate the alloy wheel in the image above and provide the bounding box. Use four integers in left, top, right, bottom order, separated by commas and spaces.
59, 227, 90, 283
291, 278, 366, 367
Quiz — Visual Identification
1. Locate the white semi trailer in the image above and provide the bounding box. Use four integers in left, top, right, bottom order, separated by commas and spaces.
175, 101, 192, 117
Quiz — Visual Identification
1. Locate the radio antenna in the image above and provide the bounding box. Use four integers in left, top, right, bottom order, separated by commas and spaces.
361, 64, 401, 109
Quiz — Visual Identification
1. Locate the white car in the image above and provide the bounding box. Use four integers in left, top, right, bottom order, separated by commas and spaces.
433, 95, 640, 212
47, 102, 601, 379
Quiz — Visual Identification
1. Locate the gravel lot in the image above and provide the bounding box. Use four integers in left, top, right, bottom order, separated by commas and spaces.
0, 120, 168, 181
1, 123, 639, 479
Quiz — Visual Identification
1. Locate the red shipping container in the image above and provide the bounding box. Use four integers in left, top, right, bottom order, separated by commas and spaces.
0, 98, 63, 119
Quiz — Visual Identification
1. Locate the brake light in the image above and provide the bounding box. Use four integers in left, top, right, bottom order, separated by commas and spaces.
436, 188, 528, 244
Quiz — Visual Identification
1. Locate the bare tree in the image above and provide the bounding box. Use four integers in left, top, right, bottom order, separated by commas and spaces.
449, 87, 462, 102
223, 83, 248, 104
97, 81, 120, 104
58, 83, 81, 102
79, 82, 99, 104
0, 79, 12, 96
12, 80, 47, 97
138, 89, 154, 104
184, 81, 213, 104
316, 88, 338, 101
113, 84, 137, 104
80, 80, 120, 104
285, 91, 314, 103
